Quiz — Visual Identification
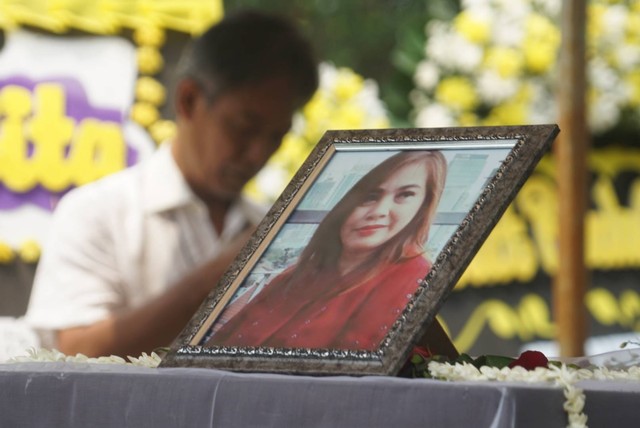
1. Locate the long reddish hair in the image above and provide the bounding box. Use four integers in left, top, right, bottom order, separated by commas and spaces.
287, 150, 447, 284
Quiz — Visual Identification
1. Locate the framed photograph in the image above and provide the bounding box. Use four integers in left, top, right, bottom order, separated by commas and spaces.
161, 125, 559, 376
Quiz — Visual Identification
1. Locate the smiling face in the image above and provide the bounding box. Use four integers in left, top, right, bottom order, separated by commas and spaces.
339, 162, 429, 259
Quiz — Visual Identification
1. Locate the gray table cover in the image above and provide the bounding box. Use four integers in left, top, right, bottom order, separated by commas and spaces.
0, 362, 638, 427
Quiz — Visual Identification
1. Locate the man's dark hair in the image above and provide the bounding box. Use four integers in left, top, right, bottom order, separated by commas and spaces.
176, 10, 318, 107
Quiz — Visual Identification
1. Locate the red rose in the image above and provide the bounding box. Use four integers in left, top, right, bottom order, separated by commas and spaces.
508, 350, 549, 370
411, 346, 432, 359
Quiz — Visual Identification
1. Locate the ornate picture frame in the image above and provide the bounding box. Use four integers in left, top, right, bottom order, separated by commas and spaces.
161, 125, 559, 376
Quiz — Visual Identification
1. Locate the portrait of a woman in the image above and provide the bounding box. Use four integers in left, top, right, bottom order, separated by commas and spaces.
205, 150, 448, 351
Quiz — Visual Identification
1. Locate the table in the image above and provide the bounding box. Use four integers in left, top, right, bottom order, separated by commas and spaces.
1, 362, 639, 427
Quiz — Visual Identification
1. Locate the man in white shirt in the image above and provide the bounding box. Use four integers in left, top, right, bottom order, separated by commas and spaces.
25, 10, 318, 358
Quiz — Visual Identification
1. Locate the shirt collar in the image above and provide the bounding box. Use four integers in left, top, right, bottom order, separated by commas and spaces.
141, 143, 269, 229
142, 142, 197, 213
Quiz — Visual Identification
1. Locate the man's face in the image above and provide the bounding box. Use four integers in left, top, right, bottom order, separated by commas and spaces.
176, 76, 298, 202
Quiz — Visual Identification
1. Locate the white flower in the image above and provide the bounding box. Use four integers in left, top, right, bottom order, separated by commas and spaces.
253, 166, 289, 200
414, 61, 440, 91
528, 80, 557, 124
568, 412, 589, 428
7, 347, 161, 368
426, 359, 593, 428
425, 26, 483, 73
491, 14, 526, 46
563, 385, 586, 413
589, 58, 622, 93
411, 0, 640, 135
476, 70, 519, 104
602, 5, 628, 40
414, 104, 456, 128
127, 352, 163, 368
589, 94, 621, 133
614, 44, 640, 71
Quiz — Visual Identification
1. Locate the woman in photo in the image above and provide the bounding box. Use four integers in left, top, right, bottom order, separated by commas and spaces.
206, 150, 447, 350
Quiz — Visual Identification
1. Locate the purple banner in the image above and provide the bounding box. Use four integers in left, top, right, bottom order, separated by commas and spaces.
0, 76, 139, 211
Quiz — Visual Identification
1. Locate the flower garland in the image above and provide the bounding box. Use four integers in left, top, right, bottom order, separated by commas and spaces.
244, 62, 390, 203
428, 360, 590, 427
8, 347, 162, 368
9, 346, 640, 428
410, 348, 640, 428
411, 0, 640, 135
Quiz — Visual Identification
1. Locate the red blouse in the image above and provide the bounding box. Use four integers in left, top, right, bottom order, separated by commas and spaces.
206, 255, 431, 351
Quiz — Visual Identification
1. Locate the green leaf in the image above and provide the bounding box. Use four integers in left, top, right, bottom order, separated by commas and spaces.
455, 353, 475, 365
411, 354, 425, 364
473, 355, 515, 369
391, 50, 420, 75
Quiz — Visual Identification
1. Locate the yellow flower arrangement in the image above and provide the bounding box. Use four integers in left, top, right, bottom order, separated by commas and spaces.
133, 26, 166, 47
435, 76, 478, 111
130, 102, 160, 128
412, 0, 640, 134
18, 239, 40, 263
135, 77, 166, 106
0, 242, 15, 264
136, 46, 164, 76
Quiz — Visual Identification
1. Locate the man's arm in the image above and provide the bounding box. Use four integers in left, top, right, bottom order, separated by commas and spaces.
56, 229, 252, 358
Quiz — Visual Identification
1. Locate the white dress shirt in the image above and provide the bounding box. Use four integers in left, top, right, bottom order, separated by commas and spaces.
25, 143, 266, 348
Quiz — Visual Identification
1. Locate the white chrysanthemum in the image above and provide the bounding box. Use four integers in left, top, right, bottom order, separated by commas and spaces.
535, 0, 562, 16
252, 166, 289, 201
477, 70, 519, 103
461, 0, 486, 8
317, 62, 339, 88
411, 0, 640, 135
290, 112, 306, 136
414, 60, 440, 91
356, 80, 389, 119
491, 13, 527, 46
589, 58, 622, 93
425, 26, 483, 73
602, 5, 628, 40
528, 80, 557, 124
493, 0, 531, 24
589, 94, 621, 133
614, 44, 640, 71
414, 104, 456, 128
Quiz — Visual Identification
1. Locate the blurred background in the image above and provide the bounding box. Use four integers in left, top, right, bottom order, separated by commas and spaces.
1, 0, 640, 358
